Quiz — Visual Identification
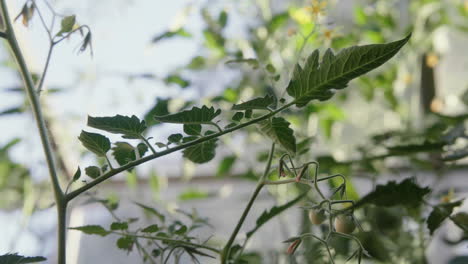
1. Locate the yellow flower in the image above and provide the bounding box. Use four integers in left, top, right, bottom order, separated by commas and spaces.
322, 27, 340, 41
305, 0, 327, 18
425, 53, 439, 68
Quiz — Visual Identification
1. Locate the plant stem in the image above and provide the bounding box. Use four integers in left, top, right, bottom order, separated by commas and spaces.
0, 1, 66, 262
140, 135, 157, 155
66, 104, 293, 202
110, 231, 220, 254
220, 143, 275, 263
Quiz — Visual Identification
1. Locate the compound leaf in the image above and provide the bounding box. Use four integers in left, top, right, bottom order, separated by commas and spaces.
183, 138, 218, 163
258, 117, 296, 154
154, 105, 221, 125
88, 115, 146, 139
232, 95, 275, 110
287, 34, 410, 107
78, 131, 111, 156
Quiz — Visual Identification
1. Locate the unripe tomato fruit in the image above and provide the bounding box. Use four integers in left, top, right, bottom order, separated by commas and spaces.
308, 209, 327, 225
334, 214, 356, 234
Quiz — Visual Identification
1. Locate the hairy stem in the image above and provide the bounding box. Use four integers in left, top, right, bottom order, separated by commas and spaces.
220, 143, 275, 263
0, 1, 66, 262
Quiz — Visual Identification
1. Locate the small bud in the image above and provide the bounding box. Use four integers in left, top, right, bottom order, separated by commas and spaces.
286, 238, 302, 255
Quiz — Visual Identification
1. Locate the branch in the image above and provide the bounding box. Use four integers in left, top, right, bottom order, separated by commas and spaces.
65, 103, 294, 201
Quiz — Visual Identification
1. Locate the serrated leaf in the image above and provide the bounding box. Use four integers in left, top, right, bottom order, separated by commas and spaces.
216, 155, 236, 177
0, 253, 46, 264
87, 115, 146, 139
134, 202, 165, 222
154, 105, 221, 125
232, 95, 275, 111
184, 124, 201, 135
111, 142, 147, 167
78, 131, 111, 156
258, 117, 296, 153
353, 178, 430, 209
231, 112, 244, 122
110, 222, 128, 231
72, 167, 81, 182
427, 200, 464, 235
287, 34, 411, 107
246, 193, 305, 239
85, 166, 101, 179
141, 224, 159, 233
69, 225, 110, 236
168, 133, 183, 143
144, 98, 170, 127
116, 236, 134, 251
183, 138, 218, 163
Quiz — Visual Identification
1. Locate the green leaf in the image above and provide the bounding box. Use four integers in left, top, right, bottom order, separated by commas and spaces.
154, 105, 221, 125
72, 167, 81, 182
266, 12, 289, 33
184, 124, 202, 136
216, 155, 236, 177
231, 112, 244, 122
226, 58, 259, 69
152, 28, 191, 43
112, 142, 148, 167
85, 166, 101, 179
110, 222, 128, 231
87, 115, 146, 139
164, 74, 190, 88
258, 117, 296, 154
218, 10, 228, 28
183, 138, 218, 163
144, 98, 170, 127
427, 200, 464, 235
141, 224, 159, 233
246, 193, 305, 239
266, 64, 276, 74
451, 212, 468, 232
78, 130, 111, 156
178, 188, 211, 201
134, 202, 165, 222
387, 140, 445, 154
232, 95, 275, 111
58, 15, 76, 35
69, 225, 110, 236
168, 133, 183, 143
287, 34, 411, 107
116, 236, 134, 251
0, 253, 46, 263
353, 178, 430, 209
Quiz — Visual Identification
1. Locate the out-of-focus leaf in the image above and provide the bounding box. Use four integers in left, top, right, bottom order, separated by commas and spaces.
218, 10, 228, 28
110, 222, 128, 231
78, 131, 111, 156
232, 95, 275, 111
258, 117, 296, 154
387, 140, 445, 154
164, 74, 190, 88
427, 200, 464, 235
152, 28, 191, 43
451, 212, 468, 232
187, 56, 206, 70
57, 15, 76, 35
0, 106, 23, 116
69, 225, 110, 236
266, 12, 289, 33
154, 106, 221, 125
216, 155, 236, 177
87, 115, 146, 139
144, 98, 170, 127
178, 188, 211, 201
231, 112, 244, 122
183, 139, 218, 163
116, 236, 134, 251
133, 202, 165, 222
226, 58, 259, 69
0, 253, 46, 263
353, 178, 430, 209
356, 232, 390, 261
287, 35, 411, 107
141, 224, 159, 233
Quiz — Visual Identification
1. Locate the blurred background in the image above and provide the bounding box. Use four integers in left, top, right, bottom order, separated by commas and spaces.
1, 0, 468, 263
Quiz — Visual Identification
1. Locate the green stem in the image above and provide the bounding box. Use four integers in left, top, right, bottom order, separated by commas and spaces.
110, 231, 220, 254
220, 143, 275, 263
0, 1, 66, 263
140, 135, 157, 155
66, 104, 293, 202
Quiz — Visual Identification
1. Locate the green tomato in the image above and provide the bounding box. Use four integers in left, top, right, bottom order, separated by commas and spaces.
308, 209, 327, 225
334, 214, 356, 234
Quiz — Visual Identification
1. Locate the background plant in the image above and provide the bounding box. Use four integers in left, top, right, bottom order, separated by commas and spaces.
1, 0, 467, 263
